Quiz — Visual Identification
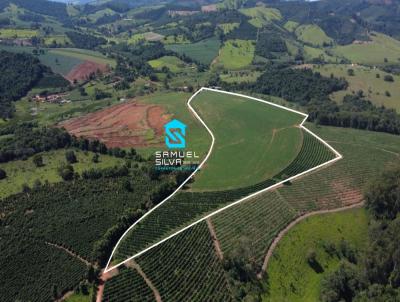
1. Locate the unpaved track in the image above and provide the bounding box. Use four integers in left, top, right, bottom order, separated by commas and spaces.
258, 202, 364, 278
206, 218, 224, 260
126, 260, 162, 302
45, 241, 91, 266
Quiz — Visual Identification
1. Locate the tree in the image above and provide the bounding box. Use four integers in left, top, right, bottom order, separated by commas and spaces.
32, 154, 44, 167
384, 75, 394, 82
92, 153, 99, 163
0, 168, 6, 180
58, 164, 74, 181
65, 150, 77, 164
347, 69, 355, 76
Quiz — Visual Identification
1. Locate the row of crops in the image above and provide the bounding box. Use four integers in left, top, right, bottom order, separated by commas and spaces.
0, 168, 165, 300
0, 237, 87, 302
102, 127, 400, 301
103, 267, 155, 302
114, 130, 336, 261
104, 222, 232, 302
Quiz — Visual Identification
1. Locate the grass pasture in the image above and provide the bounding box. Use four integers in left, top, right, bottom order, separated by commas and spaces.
49, 48, 115, 67
217, 39, 255, 70
332, 32, 400, 65
239, 7, 282, 28
0, 149, 124, 199
295, 24, 333, 47
0, 28, 38, 38
165, 37, 221, 65
190, 90, 305, 191
314, 64, 400, 111
264, 208, 368, 302
148, 55, 188, 73
284, 20, 299, 32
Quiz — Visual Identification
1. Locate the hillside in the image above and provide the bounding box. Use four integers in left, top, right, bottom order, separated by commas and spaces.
0, 0, 400, 301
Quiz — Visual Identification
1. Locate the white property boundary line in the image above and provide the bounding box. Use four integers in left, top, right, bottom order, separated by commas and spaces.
104, 87, 343, 272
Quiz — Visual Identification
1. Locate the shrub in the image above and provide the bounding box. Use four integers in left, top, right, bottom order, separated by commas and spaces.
0, 168, 6, 179
384, 75, 394, 82
33, 154, 44, 167
65, 150, 77, 164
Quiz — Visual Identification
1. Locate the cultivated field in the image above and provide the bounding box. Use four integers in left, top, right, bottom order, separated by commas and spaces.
0, 28, 38, 38
60, 101, 171, 148
314, 64, 400, 111
110, 89, 336, 268
190, 90, 304, 191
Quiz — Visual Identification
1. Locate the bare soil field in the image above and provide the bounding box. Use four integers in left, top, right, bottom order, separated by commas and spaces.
60, 101, 171, 148
66, 60, 109, 82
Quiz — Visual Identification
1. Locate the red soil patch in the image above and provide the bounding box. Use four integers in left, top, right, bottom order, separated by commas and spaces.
59, 101, 171, 148
66, 60, 109, 83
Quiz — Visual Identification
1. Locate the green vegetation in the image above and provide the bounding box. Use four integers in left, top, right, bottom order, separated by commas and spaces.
165, 37, 221, 65
295, 24, 333, 47
105, 223, 232, 301
264, 208, 368, 302
191, 90, 304, 191
220, 70, 262, 83
49, 48, 115, 66
332, 32, 400, 65
218, 39, 255, 70
0, 149, 124, 199
239, 7, 282, 28
314, 64, 400, 112
284, 20, 299, 32
0, 28, 38, 38
148, 55, 187, 73
217, 22, 240, 34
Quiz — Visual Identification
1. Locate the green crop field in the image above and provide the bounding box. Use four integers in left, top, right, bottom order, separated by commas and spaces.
190, 90, 304, 191
314, 64, 400, 111
239, 7, 282, 28
332, 32, 400, 65
165, 37, 221, 65
295, 24, 333, 47
148, 55, 187, 73
263, 208, 368, 302
217, 39, 255, 70
0, 149, 124, 199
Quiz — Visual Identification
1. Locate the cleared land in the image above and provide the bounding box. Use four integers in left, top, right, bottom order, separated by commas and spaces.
190, 90, 304, 191
60, 101, 171, 148
0, 28, 38, 38
263, 208, 368, 302
66, 60, 109, 82
217, 39, 255, 70
332, 32, 400, 65
295, 24, 333, 47
314, 64, 400, 111
0, 149, 124, 199
165, 37, 221, 65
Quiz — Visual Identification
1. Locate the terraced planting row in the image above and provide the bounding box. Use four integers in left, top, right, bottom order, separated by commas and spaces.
103, 267, 155, 302
212, 190, 297, 267
1, 176, 156, 262
0, 237, 87, 302
106, 223, 231, 302
113, 130, 336, 261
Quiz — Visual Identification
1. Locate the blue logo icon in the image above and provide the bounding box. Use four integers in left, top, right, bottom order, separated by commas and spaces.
164, 119, 187, 149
